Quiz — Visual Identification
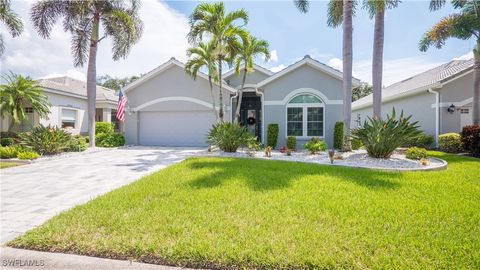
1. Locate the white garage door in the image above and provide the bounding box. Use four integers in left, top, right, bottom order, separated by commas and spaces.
139, 111, 215, 146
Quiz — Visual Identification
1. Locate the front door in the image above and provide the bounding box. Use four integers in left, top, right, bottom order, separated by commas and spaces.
239, 93, 261, 140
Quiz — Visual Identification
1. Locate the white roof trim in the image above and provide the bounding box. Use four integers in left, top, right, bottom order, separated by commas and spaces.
223, 64, 274, 78
133, 96, 215, 111
263, 88, 343, 105
124, 58, 237, 94
256, 57, 361, 88
352, 83, 442, 111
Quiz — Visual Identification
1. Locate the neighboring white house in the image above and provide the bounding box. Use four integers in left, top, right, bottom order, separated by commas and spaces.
123, 55, 361, 147
0, 76, 119, 135
352, 59, 475, 145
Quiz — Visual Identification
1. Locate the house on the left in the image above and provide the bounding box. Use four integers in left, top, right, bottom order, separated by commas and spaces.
0, 76, 120, 134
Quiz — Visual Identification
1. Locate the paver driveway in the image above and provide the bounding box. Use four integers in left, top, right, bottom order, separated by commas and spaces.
0, 146, 205, 244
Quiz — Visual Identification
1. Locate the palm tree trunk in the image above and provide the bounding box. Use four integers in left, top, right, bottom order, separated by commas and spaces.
218, 58, 224, 121
473, 41, 480, 125
208, 76, 218, 122
234, 67, 248, 124
342, 0, 353, 151
87, 15, 99, 147
372, 8, 385, 119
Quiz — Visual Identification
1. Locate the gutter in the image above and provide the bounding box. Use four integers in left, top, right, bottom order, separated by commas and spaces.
427, 88, 440, 147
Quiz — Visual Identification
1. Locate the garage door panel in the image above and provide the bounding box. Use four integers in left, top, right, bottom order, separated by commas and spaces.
139, 111, 215, 146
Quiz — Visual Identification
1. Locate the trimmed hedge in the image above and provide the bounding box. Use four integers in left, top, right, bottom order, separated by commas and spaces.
0, 146, 19, 159
95, 122, 114, 135
405, 147, 428, 160
17, 151, 40, 160
438, 133, 462, 153
267, 124, 279, 149
461, 125, 480, 154
333, 122, 343, 149
96, 133, 125, 148
403, 133, 435, 149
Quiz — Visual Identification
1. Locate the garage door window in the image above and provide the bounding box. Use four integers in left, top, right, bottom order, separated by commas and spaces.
61, 109, 77, 129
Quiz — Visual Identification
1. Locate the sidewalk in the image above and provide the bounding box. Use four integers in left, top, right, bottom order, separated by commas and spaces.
0, 247, 190, 270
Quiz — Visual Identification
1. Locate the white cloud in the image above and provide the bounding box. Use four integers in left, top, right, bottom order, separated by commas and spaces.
269, 50, 278, 62
453, 51, 473, 60
1, 0, 190, 80
327, 57, 343, 71
269, 64, 285, 73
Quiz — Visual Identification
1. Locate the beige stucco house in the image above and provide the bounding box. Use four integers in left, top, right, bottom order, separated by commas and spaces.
0, 76, 120, 135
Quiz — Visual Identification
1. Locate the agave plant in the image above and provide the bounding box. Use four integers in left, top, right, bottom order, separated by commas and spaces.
207, 122, 252, 152
351, 109, 421, 158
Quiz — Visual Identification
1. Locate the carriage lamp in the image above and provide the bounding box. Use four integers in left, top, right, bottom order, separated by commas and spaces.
447, 104, 456, 114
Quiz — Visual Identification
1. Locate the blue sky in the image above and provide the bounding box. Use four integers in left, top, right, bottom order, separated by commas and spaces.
1, 0, 475, 86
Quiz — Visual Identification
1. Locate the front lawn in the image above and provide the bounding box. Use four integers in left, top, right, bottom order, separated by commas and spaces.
9, 152, 480, 269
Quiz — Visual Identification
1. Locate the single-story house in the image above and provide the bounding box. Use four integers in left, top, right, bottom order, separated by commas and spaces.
352, 59, 475, 145
123, 55, 361, 147
0, 76, 120, 135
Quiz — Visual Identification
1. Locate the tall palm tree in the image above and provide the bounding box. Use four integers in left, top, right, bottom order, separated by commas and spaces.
420, 0, 480, 125
295, 0, 355, 150
0, 73, 50, 131
188, 2, 249, 121
0, 0, 23, 56
31, 0, 143, 146
233, 34, 270, 123
364, 0, 399, 119
185, 41, 219, 121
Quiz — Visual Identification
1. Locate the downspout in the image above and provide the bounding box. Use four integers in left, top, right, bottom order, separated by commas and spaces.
427, 88, 439, 147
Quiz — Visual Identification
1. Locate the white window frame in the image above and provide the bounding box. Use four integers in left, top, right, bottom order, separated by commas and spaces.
60, 108, 78, 130
285, 94, 325, 139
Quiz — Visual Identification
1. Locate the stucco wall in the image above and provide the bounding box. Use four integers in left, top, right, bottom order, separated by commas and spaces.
225, 69, 271, 88
260, 65, 344, 148
352, 92, 437, 135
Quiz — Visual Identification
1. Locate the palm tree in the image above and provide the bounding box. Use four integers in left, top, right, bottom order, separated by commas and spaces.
0, 73, 50, 131
233, 34, 270, 123
188, 2, 249, 121
0, 0, 23, 56
364, 0, 399, 119
31, 0, 143, 146
420, 0, 480, 125
185, 41, 219, 121
295, 0, 355, 150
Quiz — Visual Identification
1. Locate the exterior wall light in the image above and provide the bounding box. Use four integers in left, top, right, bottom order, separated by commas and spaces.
447, 104, 456, 114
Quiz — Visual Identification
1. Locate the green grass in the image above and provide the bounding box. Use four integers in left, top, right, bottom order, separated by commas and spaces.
9, 152, 480, 269
0, 161, 21, 169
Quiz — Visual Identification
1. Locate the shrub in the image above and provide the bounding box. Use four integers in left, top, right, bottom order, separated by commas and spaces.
405, 147, 428, 160
246, 137, 261, 157
95, 122, 114, 135
287, 136, 296, 151
18, 125, 71, 155
303, 137, 327, 154
333, 122, 343, 149
207, 122, 251, 153
17, 151, 40, 160
461, 125, 480, 154
96, 133, 125, 148
66, 135, 88, 152
1, 137, 14, 146
0, 146, 19, 159
267, 124, 279, 149
351, 109, 421, 158
438, 133, 462, 153
0, 131, 18, 138
351, 138, 363, 150
403, 133, 435, 149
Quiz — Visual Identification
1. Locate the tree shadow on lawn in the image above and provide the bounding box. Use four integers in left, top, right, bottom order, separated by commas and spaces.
186, 157, 402, 192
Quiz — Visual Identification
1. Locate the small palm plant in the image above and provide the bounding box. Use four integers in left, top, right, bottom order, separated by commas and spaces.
0, 73, 50, 131
233, 34, 270, 123
351, 109, 422, 158
0, 0, 23, 56
185, 41, 219, 121
31, 0, 143, 146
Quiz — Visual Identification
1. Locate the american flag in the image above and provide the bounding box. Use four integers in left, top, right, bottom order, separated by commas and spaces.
116, 88, 127, 122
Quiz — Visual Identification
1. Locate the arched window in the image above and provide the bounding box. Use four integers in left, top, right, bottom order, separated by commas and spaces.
286, 94, 324, 138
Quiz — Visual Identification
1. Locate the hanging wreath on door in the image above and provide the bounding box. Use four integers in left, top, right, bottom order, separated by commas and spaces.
247, 117, 256, 125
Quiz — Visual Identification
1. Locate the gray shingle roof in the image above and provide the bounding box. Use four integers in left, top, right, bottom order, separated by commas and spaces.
353, 59, 473, 109
37, 76, 117, 103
